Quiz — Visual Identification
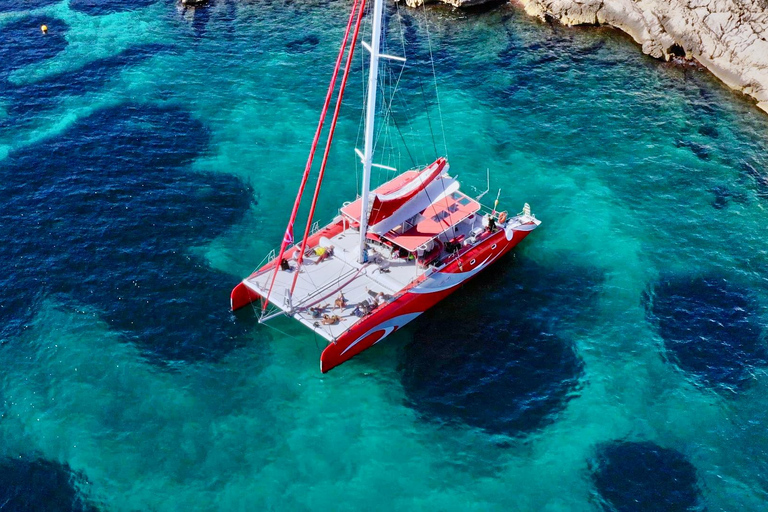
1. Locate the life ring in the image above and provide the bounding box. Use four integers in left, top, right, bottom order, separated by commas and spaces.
498, 211, 507, 224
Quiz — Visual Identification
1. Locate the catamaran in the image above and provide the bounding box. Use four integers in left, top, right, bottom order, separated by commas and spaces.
230, 0, 540, 372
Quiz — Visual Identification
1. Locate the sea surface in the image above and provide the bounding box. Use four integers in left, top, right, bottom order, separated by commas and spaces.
2, 0, 768, 510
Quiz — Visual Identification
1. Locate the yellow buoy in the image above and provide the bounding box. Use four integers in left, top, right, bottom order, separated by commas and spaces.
41, 24, 48, 34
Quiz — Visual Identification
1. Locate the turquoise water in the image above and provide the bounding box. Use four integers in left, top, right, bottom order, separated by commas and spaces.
2, 0, 768, 510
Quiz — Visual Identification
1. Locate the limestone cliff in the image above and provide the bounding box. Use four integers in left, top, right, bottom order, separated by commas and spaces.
517, 0, 768, 113
405, 0, 768, 114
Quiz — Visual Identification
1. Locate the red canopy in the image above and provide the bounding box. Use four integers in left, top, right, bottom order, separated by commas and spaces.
367, 158, 447, 227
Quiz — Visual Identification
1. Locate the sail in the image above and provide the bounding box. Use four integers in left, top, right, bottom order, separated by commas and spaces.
367, 157, 447, 229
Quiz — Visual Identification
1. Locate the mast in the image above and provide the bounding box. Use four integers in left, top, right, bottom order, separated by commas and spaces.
358, 0, 384, 263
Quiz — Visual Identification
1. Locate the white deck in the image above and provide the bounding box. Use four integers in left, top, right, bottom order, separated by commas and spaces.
243, 224, 425, 341
243, 205, 530, 342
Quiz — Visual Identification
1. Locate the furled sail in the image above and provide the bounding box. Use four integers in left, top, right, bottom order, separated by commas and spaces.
366, 157, 447, 232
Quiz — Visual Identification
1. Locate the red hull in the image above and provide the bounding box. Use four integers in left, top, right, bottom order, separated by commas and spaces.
230, 219, 346, 312
320, 227, 532, 372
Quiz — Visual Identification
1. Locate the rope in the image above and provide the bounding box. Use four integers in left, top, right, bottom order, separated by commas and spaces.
262, 0, 363, 312
419, 77, 438, 157
421, 4, 448, 158
290, 0, 368, 294
296, 263, 371, 311
261, 318, 307, 343
388, 103, 417, 167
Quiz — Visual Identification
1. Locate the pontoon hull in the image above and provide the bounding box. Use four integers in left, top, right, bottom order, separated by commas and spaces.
319, 226, 533, 372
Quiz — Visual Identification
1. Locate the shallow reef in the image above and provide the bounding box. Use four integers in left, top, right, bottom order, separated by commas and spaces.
590, 440, 702, 512
0, 104, 255, 364
402, 317, 584, 436
0, 15, 68, 80
0, 0, 60, 12
399, 255, 600, 436
645, 274, 768, 392
0, 456, 97, 512
1, 44, 172, 127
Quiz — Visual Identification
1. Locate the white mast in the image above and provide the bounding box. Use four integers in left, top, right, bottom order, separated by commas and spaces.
358, 0, 384, 263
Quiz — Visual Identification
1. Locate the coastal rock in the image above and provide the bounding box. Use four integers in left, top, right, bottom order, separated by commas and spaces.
402, 0, 768, 115
516, 0, 768, 114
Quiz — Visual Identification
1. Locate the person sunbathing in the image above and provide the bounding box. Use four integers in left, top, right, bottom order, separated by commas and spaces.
355, 301, 371, 317
316, 245, 334, 263
309, 304, 329, 318
322, 314, 340, 325
365, 287, 391, 304
333, 292, 346, 310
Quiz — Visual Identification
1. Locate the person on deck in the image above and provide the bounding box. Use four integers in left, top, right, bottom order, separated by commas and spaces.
316, 245, 334, 263
310, 304, 328, 318
322, 314, 340, 325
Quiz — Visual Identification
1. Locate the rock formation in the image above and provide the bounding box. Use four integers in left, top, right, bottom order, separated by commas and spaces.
518, 0, 768, 113
404, 0, 768, 115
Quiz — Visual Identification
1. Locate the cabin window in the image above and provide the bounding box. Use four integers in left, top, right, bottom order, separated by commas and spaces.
470, 259, 476, 265
447, 203, 460, 213
430, 210, 450, 223
401, 214, 425, 233
452, 192, 472, 206
491, 244, 497, 249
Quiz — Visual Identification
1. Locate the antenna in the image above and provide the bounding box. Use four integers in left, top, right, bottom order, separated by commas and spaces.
476, 168, 490, 201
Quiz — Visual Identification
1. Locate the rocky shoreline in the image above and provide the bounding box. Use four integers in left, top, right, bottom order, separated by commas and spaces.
406, 0, 768, 115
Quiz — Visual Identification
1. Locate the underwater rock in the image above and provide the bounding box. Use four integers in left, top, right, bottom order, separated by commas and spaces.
399, 256, 597, 436
513, 0, 768, 116
645, 274, 768, 392
674, 139, 710, 161
711, 185, 730, 209
591, 441, 702, 512
697, 124, 719, 138
0, 104, 255, 363
710, 185, 748, 209
285, 34, 320, 54
0, 456, 97, 512
741, 160, 768, 199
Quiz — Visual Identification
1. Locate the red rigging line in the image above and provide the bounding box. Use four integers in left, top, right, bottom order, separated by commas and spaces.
262, 0, 362, 312
290, 0, 368, 295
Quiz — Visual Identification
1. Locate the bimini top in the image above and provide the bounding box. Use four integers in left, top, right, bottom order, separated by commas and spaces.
341, 158, 481, 251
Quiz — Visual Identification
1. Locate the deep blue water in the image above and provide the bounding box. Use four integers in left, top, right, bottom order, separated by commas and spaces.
2, 0, 768, 510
